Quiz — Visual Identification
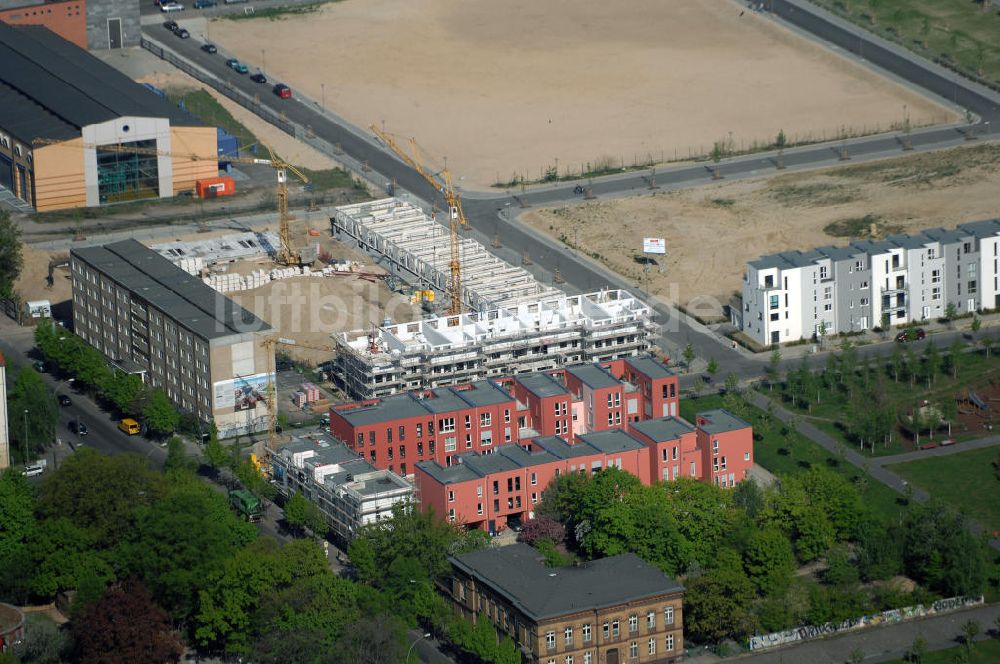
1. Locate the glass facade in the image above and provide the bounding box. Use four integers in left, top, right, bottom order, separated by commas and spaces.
96, 139, 158, 203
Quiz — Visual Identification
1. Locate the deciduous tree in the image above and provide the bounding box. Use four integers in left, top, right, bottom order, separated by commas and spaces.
143, 389, 180, 437
0, 210, 23, 298
72, 577, 183, 664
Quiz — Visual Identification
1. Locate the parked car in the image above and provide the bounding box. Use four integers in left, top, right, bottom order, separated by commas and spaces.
250, 72, 267, 84
160, 2, 184, 12
58, 394, 72, 407
23, 464, 45, 478
118, 418, 141, 436
32, 360, 46, 372
68, 420, 88, 436
272, 83, 292, 99
224, 0, 248, 4
193, 0, 216, 7
175, 27, 190, 38
163, 19, 179, 31
200, 42, 217, 54
226, 59, 248, 74
895, 327, 926, 343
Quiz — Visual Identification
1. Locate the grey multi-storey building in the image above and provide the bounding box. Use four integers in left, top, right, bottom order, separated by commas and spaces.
740, 219, 1000, 346
70, 239, 274, 438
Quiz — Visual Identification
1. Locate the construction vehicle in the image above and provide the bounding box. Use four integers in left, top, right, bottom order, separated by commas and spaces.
31, 139, 310, 266
229, 489, 263, 522
369, 125, 465, 315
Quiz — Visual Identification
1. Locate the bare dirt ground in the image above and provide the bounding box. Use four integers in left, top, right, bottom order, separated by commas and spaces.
522, 143, 1000, 320
210, 0, 955, 189
226, 234, 422, 365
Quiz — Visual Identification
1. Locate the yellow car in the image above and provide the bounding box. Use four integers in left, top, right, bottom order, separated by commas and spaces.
118, 418, 141, 435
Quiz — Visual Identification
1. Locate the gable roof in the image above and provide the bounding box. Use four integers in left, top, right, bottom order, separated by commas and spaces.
0, 23, 199, 142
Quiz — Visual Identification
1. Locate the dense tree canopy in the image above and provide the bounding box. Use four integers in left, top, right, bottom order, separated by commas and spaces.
0, 210, 23, 298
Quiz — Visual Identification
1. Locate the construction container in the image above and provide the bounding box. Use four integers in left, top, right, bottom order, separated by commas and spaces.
196, 176, 236, 199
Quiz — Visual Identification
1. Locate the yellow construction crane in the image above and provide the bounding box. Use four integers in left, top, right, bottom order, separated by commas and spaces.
259, 335, 336, 460
369, 125, 465, 315
31, 139, 310, 265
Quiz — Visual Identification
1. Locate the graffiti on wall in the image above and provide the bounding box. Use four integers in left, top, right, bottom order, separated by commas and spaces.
748, 595, 984, 651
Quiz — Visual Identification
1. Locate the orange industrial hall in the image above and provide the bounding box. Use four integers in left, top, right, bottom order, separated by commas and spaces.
0, 21, 217, 212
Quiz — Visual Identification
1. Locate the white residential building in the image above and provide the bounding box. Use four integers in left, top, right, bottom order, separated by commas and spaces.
739, 219, 1000, 346
271, 433, 413, 544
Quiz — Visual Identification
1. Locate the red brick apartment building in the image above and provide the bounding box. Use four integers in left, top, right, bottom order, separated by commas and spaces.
329, 355, 680, 477
416, 409, 752, 534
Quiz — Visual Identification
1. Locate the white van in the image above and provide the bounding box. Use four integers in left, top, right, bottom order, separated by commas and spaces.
23, 464, 44, 477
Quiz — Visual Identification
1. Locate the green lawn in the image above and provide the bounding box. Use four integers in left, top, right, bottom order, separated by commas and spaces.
881, 637, 1000, 664
889, 446, 1000, 533
682, 393, 905, 523
811, 0, 1000, 87
778, 345, 1000, 457
168, 89, 261, 150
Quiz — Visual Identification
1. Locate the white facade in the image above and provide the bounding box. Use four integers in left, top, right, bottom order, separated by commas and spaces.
742, 219, 1000, 346
81, 116, 172, 207
333, 289, 657, 400
272, 434, 413, 543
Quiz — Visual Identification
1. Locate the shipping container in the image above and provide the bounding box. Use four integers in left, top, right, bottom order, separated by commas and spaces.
196, 176, 235, 199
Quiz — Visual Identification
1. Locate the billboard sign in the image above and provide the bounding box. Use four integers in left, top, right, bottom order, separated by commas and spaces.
643, 238, 666, 254
213, 372, 274, 412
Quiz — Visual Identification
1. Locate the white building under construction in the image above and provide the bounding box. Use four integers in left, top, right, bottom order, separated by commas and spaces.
333, 289, 658, 400
332, 197, 562, 311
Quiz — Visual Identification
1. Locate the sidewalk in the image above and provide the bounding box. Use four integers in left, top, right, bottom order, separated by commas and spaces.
748, 391, 1000, 552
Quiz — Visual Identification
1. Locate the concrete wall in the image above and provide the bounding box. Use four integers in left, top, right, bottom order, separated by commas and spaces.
86, 0, 137, 49
0, 0, 87, 49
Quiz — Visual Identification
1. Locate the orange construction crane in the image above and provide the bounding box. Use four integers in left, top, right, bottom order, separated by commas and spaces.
369, 125, 464, 315
31, 138, 309, 265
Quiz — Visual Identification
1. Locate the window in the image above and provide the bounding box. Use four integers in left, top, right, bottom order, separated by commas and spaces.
504, 409, 510, 423
417, 423, 423, 438
819, 266, 828, 279
477, 503, 483, 515
531, 472, 537, 485
466, 434, 473, 449
769, 295, 779, 310
932, 286, 941, 301
429, 441, 436, 455
399, 425, 405, 441
860, 297, 869, 306
418, 442, 424, 456
546, 631, 556, 651
647, 611, 655, 630
439, 417, 455, 433
444, 437, 457, 452
628, 614, 638, 633
386, 428, 392, 443
666, 634, 675, 652
448, 508, 455, 522
583, 652, 592, 664
481, 412, 491, 427
602, 622, 610, 640
565, 627, 574, 646
582, 623, 592, 643
664, 606, 674, 625
648, 638, 656, 655
612, 620, 620, 637
744, 451, 751, 461
855, 259, 864, 270
824, 303, 833, 311
969, 280, 978, 294
476, 485, 483, 497
356, 433, 363, 447
400, 445, 406, 459
824, 286, 832, 300
369, 431, 375, 445
531, 492, 538, 504
448, 490, 455, 503
564, 658, 573, 664
630, 641, 638, 659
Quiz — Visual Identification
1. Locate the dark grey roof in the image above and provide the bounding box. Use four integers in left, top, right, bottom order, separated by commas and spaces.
515, 372, 568, 398
566, 363, 619, 389
461, 452, 522, 476
0, 23, 199, 143
333, 394, 429, 426
696, 409, 751, 435
415, 459, 480, 485
631, 416, 696, 442
451, 381, 514, 408
71, 240, 269, 341
625, 356, 675, 380
958, 219, 1000, 238
423, 388, 473, 414
532, 436, 599, 460
814, 245, 861, 262
450, 543, 683, 621
577, 429, 645, 454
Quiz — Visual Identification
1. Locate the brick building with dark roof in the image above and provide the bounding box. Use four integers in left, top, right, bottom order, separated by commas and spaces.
447, 543, 684, 664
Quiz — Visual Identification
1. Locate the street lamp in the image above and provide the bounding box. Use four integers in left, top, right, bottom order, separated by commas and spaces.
406, 632, 432, 663
321, 83, 326, 109
22, 409, 29, 465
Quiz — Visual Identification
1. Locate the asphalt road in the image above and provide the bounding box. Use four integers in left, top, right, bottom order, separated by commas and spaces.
142, 0, 1000, 381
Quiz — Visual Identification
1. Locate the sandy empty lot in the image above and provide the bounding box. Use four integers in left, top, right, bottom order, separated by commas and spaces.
522, 143, 1000, 320
211, 0, 955, 189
